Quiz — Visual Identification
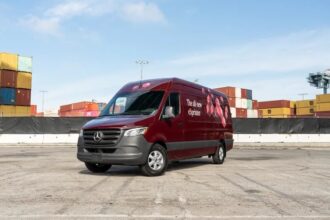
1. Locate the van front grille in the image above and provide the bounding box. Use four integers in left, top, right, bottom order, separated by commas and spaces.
83, 129, 122, 146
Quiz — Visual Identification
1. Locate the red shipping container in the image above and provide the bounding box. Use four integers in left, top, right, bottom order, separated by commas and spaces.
16, 89, 31, 106
214, 87, 236, 97
31, 105, 37, 115
258, 100, 291, 109
60, 104, 73, 112
228, 97, 236, 107
315, 111, 330, 118
0, 70, 17, 88
252, 100, 258, 109
241, 89, 247, 99
236, 108, 247, 118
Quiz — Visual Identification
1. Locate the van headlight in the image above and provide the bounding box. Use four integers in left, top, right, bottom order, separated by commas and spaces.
124, 127, 148, 137
79, 129, 83, 137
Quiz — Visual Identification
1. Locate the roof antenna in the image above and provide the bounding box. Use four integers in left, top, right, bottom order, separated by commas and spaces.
136, 60, 149, 87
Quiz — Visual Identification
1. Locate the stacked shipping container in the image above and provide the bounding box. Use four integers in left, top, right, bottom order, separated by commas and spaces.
214, 86, 258, 118
295, 100, 314, 117
58, 101, 100, 117
0, 52, 32, 116
258, 100, 296, 118
315, 94, 330, 117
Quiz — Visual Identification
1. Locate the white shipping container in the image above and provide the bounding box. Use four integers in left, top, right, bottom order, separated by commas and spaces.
235, 98, 242, 108
235, 87, 241, 98
230, 107, 236, 118
241, 98, 248, 109
18, 55, 32, 72
247, 109, 258, 118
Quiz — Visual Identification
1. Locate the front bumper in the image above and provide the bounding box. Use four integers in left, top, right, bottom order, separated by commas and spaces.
77, 135, 152, 166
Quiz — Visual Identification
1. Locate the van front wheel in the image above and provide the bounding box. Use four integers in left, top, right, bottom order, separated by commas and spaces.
212, 143, 226, 164
140, 144, 167, 176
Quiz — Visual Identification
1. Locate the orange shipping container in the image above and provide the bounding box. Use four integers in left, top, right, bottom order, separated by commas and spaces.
258, 100, 291, 109
214, 87, 236, 97
30, 105, 37, 115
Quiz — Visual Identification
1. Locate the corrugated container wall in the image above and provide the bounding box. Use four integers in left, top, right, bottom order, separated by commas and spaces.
16, 89, 31, 106
0, 53, 18, 71
15, 106, 31, 116
17, 72, 32, 89
0, 88, 16, 105
0, 70, 17, 88
0, 105, 16, 116
18, 56, 32, 72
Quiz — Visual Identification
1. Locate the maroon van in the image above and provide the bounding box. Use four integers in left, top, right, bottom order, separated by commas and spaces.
77, 78, 234, 176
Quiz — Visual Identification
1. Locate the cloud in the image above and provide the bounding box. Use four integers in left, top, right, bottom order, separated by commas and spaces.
20, 0, 166, 35
121, 2, 166, 23
166, 29, 330, 77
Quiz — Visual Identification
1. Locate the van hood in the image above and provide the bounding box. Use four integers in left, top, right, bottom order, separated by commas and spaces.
83, 115, 153, 130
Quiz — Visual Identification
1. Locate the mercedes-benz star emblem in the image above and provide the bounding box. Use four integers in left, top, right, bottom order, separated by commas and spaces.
93, 131, 103, 142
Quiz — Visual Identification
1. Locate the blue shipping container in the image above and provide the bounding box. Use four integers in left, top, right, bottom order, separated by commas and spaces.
0, 88, 16, 105
246, 89, 253, 100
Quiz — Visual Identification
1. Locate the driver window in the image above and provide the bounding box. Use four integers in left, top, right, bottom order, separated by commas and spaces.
164, 93, 180, 116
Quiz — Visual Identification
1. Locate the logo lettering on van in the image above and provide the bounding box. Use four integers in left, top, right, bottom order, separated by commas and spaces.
186, 99, 202, 117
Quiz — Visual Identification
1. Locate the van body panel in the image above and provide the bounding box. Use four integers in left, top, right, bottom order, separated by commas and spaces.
77, 77, 234, 167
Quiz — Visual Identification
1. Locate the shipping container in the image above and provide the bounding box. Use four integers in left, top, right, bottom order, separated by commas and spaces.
0, 53, 18, 71
16, 89, 31, 106
236, 108, 247, 118
15, 106, 31, 116
235, 98, 242, 108
60, 104, 73, 112
290, 101, 296, 109
241, 98, 247, 109
315, 103, 330, 112
0, 105, 16, 116
214, 86, 236, 97
247, 109, 258, 118
315, 111, 330, 117
246, 89, 252, 100
252, 100, 258, 109
0, 70, 17, 88
228, 97, 235, 107
31, 105, 37, 116
230, 107, 236, 118
296, 100, 314, 108
0, 88, 16, 105
316, 94, 330, 103
18, 55, 32, 73
247, 99, 253, 109
17, 72, 32, 89
235, 88, 241, 98
259, 107, 291, 116
296, 107, 314, 115
241, 89, 247, 99
258, 100, 291, 109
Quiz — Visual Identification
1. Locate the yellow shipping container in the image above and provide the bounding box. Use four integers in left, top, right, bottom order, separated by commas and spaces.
296, 107, 314, 115
296, 99, 314, 108
290, 101, 296, 108
316, 94, 330, 103
0, 105, 16, 116
315, 103, 330, 112
15, 106, 31, 116
0, 52, 18, 71
17, 72, 32, 89
260, 107, 291, 116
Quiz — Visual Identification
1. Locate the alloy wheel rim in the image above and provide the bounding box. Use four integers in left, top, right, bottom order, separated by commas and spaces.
219, 147, 224, 160
148, 150, 164, 171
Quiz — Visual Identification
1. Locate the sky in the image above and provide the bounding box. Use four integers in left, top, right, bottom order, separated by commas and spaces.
1, 0, 330, 112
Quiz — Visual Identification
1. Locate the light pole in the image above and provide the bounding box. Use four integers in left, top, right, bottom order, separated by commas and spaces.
135, 60, 149, 81
298, 93, 308, 100
40, 90, 48, 113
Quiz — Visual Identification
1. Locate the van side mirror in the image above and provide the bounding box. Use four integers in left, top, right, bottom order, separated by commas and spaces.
163, 106, 175, 119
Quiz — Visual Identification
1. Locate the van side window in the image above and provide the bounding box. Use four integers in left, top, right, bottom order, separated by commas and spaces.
164, 93, 180, 116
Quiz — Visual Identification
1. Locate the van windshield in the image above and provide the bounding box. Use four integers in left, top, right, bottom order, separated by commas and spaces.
100, 91, 165, 116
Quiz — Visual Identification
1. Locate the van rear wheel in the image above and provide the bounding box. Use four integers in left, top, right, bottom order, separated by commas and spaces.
140, 144, 167, 176
212, 143, 226, 164
85, 162, 112, 173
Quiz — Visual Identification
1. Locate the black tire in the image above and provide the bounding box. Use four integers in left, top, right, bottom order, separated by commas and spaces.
85, 162, 112, 173
212, 143, 226, 164
140, 144, 168, 176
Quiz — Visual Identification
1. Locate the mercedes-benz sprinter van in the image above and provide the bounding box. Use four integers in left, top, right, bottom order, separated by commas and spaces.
77, 78, 233, 176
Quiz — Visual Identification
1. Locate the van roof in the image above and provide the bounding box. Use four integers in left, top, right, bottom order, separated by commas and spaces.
122, 77, 227, 98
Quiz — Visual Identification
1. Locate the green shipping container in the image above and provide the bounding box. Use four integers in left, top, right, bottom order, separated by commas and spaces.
18, 56, 32, 72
